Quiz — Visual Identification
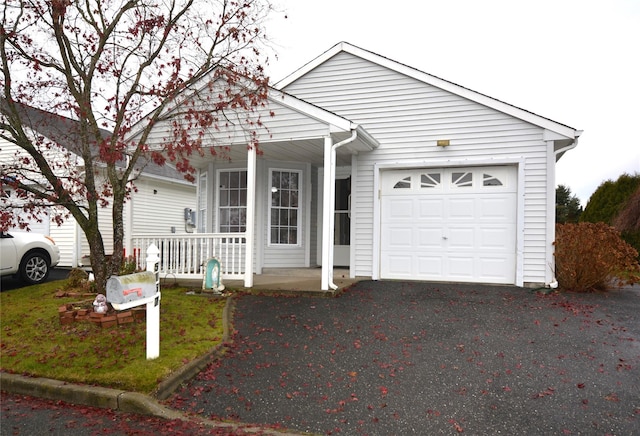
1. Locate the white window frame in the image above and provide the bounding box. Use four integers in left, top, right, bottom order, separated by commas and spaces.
268, 168, 302, 247
197, 171, 207, 233
216, 169, 247, 233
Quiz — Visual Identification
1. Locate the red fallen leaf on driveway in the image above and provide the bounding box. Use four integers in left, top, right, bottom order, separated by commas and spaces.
604, 393, 620, 402
449, 419, 464, 432
577, 383, 585, 389
379, 386, 388, 397
532, 387, 555, 399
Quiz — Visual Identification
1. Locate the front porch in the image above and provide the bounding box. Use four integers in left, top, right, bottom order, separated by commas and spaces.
129, 233, 361, 293
168, 267, 360, 295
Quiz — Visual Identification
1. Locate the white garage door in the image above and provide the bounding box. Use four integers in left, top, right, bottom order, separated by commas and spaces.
380, 166, 517, 284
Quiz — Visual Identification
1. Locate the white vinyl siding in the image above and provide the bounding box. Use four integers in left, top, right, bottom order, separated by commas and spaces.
284, 52, 551, 285
49, 215, 78, 267
130, 178, 197, 236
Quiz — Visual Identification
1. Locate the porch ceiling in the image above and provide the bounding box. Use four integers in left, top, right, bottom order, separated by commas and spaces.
188, 132, 375, 169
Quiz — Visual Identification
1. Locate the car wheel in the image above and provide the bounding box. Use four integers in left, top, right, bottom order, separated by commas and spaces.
19, 251, 50, 285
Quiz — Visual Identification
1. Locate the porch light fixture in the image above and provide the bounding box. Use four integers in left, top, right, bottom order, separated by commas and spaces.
271, 187, 278, 193
437, 140, 450, 147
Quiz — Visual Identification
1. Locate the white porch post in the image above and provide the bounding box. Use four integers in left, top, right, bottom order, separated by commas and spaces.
321, 136, 333, 291
244, 144, 256, 287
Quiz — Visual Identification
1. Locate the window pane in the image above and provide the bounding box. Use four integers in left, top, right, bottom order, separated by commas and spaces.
288, 228, 297, 244
282, 172, 290, 189
393, 176, 411, 189
283, 228, 289, 244
290, 173, 298, 189
239, 209, 246, 231
230, 190, 238, 206
272, 190, 280, 207
421, 173, 441, 188
229, 171, 239, 188
452, 172, 473, 187
220, 172, 229, 187
220, 190, 229, 206
230, 209, 239, 225
290, 209, 297, 225
220, 209, 229, 226
291, 190, 299, 208
483, 173, 503, 186
271, 228, 279, 244
272, 171, 280, 188
280, 209, 289, 226
271, 209, 279, 225
281, 191, 290, 207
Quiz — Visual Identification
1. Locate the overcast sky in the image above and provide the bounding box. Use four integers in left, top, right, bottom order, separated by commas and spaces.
265, 0, 639, 206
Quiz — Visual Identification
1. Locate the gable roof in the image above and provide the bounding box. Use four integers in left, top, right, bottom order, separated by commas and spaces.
0, 99, 191, 184
276, 42, 582, 141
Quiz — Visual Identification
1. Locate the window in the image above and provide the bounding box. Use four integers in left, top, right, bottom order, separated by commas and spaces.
483, 173, 503, 186
451, 171, 473, 188
218, 170, 247, 233
393, 176, 411, 189
420, 173, 441, 188
269, 169, 300, 245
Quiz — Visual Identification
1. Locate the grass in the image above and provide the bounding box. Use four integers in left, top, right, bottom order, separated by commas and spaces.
0, 279, 227, 394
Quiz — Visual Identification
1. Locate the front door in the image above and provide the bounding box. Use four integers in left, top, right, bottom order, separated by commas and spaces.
334, 177, 351, 266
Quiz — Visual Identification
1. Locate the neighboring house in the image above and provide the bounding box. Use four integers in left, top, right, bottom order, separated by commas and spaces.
135, 42, 582, 290
0, 102, 196, 268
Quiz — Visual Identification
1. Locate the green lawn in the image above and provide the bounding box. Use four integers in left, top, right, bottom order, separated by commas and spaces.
0, 279, 227, 394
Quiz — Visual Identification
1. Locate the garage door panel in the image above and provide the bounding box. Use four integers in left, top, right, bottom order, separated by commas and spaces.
419, 227, 444, 248
417, 256, 443, 276
384, 255, 414, 276
383, 226, 414, 249
383, 198, 414, 220
448, 227, 475, 249
380, 166, 517, 284
417, 198, 444, 217
479, 196, 514, 220
478, 257, 515, 283
480, 227, 514, 249
448, 198, 475, 220
448, 256, 475, 279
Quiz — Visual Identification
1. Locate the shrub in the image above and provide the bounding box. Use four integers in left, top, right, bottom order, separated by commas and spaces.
554, 222, 640, 292
63, 268, 92, 291
119, 255, 141, 275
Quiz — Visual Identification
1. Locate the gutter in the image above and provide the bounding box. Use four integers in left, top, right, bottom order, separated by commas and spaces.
554, 129, 583, 160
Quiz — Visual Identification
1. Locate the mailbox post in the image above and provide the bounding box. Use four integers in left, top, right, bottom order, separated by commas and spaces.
145, 244, 160, 359
106, 243, 161, 360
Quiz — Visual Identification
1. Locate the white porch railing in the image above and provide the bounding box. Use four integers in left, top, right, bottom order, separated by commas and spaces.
130, 233, 246, 280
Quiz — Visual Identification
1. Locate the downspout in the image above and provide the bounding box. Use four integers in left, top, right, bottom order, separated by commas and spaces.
544, 133, 581, 289
326, 129, 358, 290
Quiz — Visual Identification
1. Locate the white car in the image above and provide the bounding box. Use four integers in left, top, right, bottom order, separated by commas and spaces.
0, 231, 61, 285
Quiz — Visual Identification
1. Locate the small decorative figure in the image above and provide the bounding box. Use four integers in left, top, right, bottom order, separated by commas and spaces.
93, 293, 108, 314
203, 257, 225, 295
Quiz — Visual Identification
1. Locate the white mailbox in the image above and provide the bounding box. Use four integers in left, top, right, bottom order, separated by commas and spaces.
106, 271, 158, 310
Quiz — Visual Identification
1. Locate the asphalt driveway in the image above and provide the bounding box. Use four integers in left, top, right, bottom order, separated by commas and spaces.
168, 281, 640, 435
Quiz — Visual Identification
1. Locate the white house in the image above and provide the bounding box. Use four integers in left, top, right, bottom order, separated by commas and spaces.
134, 42, 581, 290
0, 102, 197, 268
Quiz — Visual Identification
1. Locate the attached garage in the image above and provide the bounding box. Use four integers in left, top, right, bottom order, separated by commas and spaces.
380, 166, 518, 284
